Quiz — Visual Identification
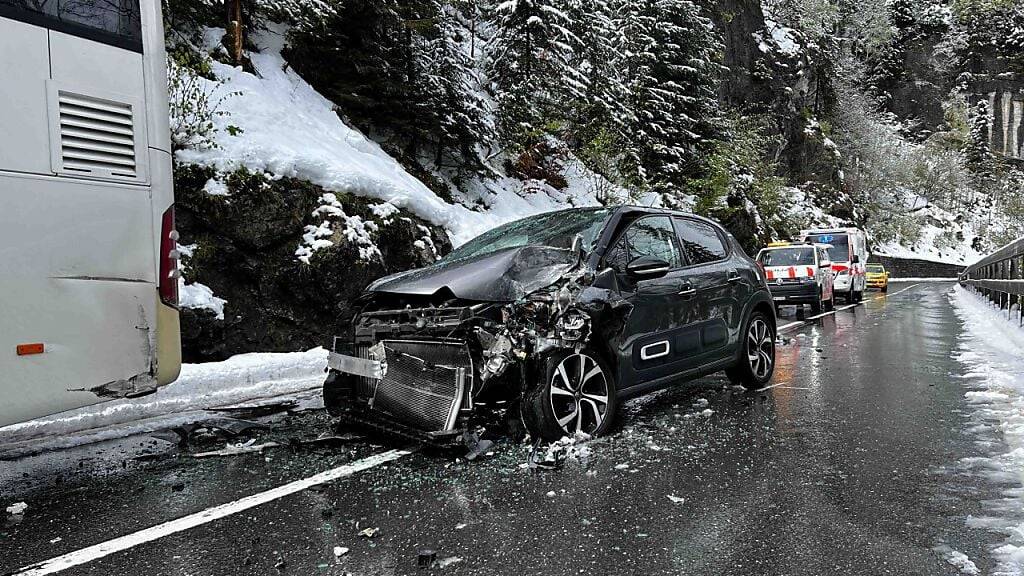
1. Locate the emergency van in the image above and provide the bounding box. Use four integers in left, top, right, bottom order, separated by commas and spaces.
756, 242, 835, 314
800, 228, 869, 303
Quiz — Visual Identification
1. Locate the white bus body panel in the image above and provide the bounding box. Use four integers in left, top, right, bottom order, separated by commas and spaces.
0, 10, 177, 428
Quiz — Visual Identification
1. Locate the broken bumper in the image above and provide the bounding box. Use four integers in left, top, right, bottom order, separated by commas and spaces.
325, 339, 473, 441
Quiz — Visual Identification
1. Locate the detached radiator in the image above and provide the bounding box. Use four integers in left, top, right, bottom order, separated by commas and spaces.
353, 340, 471, 432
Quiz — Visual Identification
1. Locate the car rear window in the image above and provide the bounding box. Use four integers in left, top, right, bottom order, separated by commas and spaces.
806, 233, 850, 262
759, 247, 814, 266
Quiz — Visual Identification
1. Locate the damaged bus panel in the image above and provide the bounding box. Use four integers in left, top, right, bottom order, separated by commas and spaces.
325, 207, 777, 444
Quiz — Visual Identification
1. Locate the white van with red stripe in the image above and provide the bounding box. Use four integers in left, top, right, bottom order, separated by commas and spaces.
800, 228, 869, 303
756, 243, 835, 313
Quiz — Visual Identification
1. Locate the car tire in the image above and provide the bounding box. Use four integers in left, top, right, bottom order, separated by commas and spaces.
522, 349, 618, 442
824, 296, 834, 311
726, 310, 776, 390
881, 285, 888, 293
854, 289, 864, 303
846, 286, 855, 303
811, 291, 823, 314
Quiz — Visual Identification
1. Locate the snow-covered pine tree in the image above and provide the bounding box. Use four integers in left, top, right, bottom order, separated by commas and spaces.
414, 1, 487, 166
615, 0, 722, 203
485, 0, 587, 147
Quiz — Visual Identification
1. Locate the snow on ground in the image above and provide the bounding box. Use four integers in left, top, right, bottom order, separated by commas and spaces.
949, 285, 1024, 575
0, 348, 328, 454
176, 26, 603, 247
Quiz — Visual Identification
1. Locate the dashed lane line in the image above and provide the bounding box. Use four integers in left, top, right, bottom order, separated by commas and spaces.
776, 283, 921, 334
9, 448, 416, 576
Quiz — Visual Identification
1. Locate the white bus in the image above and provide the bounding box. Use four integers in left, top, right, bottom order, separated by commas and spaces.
0, 0, 180, 427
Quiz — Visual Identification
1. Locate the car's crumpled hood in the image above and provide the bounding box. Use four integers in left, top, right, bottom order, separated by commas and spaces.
367, 245, 579, 302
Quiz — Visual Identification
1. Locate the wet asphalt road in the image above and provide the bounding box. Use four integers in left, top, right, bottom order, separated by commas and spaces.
0, 282, 1010, 575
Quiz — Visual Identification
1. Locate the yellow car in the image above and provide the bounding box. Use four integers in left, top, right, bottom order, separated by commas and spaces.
866, 264, 889, 292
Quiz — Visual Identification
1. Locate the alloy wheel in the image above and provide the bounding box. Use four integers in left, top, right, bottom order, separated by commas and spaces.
746, 318, 774, 380
549, 353, 609, 435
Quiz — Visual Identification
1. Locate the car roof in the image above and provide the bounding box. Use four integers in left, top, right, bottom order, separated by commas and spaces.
613, 205, 724, 228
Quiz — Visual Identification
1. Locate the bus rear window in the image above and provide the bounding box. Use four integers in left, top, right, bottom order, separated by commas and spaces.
1, 0, 142, 51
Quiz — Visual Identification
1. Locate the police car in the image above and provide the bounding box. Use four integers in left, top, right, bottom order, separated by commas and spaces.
756, 242, 835, 313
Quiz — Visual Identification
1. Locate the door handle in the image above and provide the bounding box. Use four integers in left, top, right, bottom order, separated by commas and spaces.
678, 284, 696, 297
727, 272, 742, 283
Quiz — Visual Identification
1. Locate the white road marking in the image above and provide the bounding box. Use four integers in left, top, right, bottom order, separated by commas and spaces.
776, 284, 921, 334
755, 383, 783, 392
11, 448, 415, 576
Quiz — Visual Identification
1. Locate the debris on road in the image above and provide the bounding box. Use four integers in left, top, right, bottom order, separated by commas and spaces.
358, 527, 379, 538
150, 417, 268, 448
210, 400, 299, 419
614, 463, 629, 470
667, 495, 685, 504
417, 549, 437, 568
545, 490, 557, 498
333, 546, 349, 557
434, 556, 464, 569
463, 430, 495, 461
6, 502, 28, 515
192, 439, 280, 458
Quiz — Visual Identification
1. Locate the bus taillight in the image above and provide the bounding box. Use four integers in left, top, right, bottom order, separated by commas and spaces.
159, 206, 180, 308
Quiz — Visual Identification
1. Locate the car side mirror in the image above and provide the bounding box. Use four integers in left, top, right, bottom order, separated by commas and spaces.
852, 255, 860, 264
626, 256, 671, 280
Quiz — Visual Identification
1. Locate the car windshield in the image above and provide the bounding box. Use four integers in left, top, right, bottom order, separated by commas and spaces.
442, 208, 613, 262
867, 265, 884, 273
759, 247, 814, 266
806, 233, 850, 262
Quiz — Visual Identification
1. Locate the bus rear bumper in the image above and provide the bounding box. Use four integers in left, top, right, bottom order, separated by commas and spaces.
155, 300, 181, 385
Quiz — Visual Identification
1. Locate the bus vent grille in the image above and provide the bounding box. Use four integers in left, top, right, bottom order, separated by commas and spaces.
57, 92, 137, 179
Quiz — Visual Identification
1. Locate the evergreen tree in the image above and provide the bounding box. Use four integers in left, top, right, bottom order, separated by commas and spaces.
615, 0, 722, 202
485, 0, 587, 145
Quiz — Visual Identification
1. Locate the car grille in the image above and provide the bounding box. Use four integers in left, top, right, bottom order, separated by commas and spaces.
354, 340, 471, 432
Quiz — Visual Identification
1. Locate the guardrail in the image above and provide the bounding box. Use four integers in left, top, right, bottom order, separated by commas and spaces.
959, 237, 1024, 326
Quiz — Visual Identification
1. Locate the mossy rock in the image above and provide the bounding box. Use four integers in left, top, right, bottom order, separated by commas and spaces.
174, 164, 451, 362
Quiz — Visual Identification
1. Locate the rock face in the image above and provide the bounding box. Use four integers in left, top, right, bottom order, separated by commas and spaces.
869, 255, 964, 279
174, 165, 451, 362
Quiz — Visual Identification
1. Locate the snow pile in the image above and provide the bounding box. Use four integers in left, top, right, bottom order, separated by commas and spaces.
0, 348, 328, 449
177, 27, 604, 247
949, 285, 1024, 574
178, 279, 228, 320
933, 545, 981, 575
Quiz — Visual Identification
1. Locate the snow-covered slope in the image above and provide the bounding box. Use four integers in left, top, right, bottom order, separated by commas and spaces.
176, 27, 605, 247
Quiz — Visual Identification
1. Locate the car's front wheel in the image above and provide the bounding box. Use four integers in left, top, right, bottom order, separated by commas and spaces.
726, 310, 776, 390
522, 349, 618, 441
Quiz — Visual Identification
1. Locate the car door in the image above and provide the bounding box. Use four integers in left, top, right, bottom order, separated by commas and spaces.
602, 215, 699, 388
672, 218, 740, 365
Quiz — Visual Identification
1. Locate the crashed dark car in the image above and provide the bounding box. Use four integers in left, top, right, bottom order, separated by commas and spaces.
324, 207, 777, 444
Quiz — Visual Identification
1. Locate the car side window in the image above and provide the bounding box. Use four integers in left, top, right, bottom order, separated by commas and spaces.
604, 216, 683, 273
674, 218, 727, 265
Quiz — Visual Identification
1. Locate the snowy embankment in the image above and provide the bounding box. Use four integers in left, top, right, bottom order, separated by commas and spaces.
0, 349, 327, 454
177, 27, 603, 248
949, 285, 1024, 574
